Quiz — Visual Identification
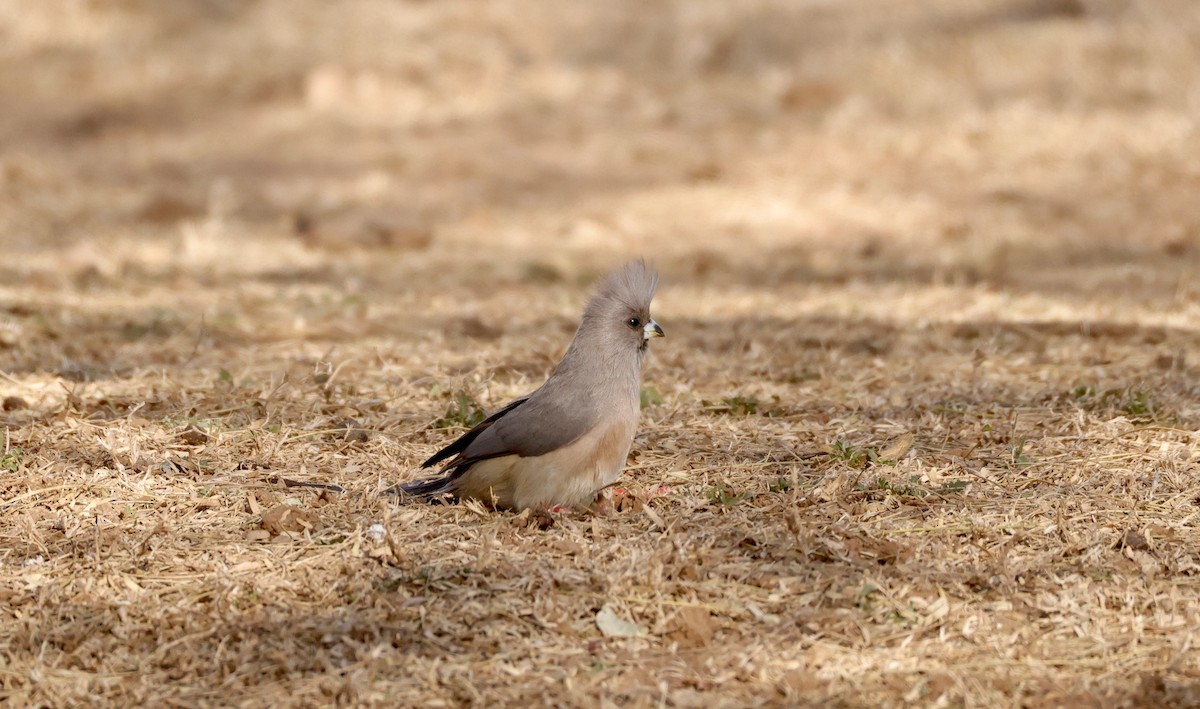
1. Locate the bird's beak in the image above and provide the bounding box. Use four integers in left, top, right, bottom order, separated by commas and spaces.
644, 320, 664, 339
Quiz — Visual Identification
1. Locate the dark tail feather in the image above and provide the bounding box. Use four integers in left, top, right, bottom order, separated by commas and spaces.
386, 475, 456, 501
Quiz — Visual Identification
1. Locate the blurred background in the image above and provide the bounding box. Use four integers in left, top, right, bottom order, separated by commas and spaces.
2, 0, 1197, 293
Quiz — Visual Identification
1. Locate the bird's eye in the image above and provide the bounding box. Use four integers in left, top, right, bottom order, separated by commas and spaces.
628, 317, 641, 329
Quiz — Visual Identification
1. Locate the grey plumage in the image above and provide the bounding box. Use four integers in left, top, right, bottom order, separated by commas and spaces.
401, 260, 664, 510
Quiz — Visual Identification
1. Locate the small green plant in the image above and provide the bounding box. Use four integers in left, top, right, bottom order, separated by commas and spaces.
640, 385, 663, 409
832, 440, 899, 469
724, 396, 759, 415
1122, 390, 1154, 417
866, 448, 898, 467
1067, 384, 1166, 421
701, 395, 768, 416
938, 480, 970, 493
857, 474, 929, 497
768, 476, 792, 493
854, 475, 889, 494
0, 447, 24, 472
707, 484, 751, 506
435, 390, 486, 429
831, 440, 867, 467
858, 583, 880, 612
891, 476, 928, 497
1011, 438, 1031, 466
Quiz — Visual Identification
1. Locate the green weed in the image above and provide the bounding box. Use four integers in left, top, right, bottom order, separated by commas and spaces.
435, 390, 487, 429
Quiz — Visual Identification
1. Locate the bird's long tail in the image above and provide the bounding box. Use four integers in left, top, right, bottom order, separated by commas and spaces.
389, 475, 455, 501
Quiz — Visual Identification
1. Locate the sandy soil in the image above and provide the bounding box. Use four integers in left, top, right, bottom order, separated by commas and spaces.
2, 1, 1200, 706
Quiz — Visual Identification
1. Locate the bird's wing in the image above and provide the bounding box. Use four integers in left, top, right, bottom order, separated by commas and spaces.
426, 386, 600, 472
420, 396, 529, 468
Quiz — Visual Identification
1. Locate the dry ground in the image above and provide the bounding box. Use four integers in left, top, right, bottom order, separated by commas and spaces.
2, 1, 1200, 706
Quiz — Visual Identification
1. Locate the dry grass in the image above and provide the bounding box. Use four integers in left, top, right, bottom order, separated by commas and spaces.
3, 1, 1200, 706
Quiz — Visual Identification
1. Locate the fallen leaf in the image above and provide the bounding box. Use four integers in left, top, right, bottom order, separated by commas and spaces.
596, 604, 645, 638
178, 426, 209, 445
21, 573, 49, 589
331, 418, 370, 443
669, 606, 714, 647
781, 668, 821, 695
880, 433, 913, 461
1115, 528, 1150, 551
261, 504, 320, 535
367, 545, 395, 561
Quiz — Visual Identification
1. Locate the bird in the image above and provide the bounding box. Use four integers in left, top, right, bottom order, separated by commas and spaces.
399, 260, 664, 511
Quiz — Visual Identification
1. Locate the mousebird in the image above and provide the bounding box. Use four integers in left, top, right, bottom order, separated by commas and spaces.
399, 260, 664, 510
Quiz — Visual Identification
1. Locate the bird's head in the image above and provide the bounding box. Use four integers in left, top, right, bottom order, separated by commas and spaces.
583, 259, 664, 355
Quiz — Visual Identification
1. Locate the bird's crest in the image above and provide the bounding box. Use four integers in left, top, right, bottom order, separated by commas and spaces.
593, 259, 658, 312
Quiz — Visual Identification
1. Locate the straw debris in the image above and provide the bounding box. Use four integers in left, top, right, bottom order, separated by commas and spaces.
3, 1, 1200, 706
